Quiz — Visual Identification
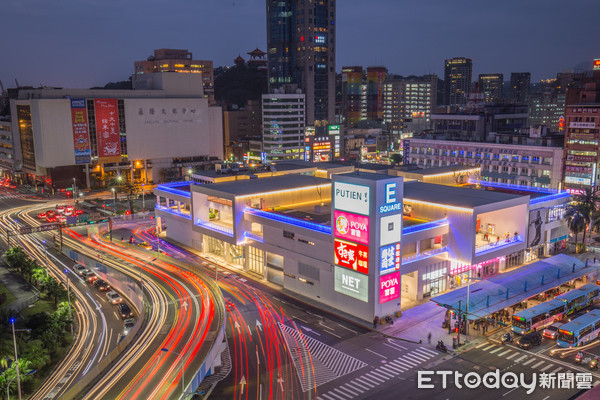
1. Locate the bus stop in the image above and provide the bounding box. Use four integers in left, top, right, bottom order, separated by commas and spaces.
431, 254, 600, 338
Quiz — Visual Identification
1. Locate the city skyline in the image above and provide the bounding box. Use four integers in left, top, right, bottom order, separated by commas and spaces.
1, 0, 598, 89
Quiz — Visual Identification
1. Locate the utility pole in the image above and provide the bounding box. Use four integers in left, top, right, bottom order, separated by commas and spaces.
457, 299, 462, 346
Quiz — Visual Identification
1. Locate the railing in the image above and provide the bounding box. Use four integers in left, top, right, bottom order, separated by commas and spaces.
475, 236, 524, 254
155, 204, 192, 219
155, 181, 192, 198
244, 232, 264, 242
195, 218, 233, 236
530, 192, 571, 205
402, 246, 448, 264
402, 219, 449, 235
244, 207, 332, 235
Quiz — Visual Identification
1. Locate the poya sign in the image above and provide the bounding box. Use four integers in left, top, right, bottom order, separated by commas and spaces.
334, 210, 369, 245
379, 271, 400, 304
334, 182, 370, 216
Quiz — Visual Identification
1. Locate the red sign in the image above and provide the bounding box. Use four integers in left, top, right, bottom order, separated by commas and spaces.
94, 99, 121, 163
334, 239, 369, 274
334, 210, 369, 245
69, 99, 91, 164
379, 271, 400, 304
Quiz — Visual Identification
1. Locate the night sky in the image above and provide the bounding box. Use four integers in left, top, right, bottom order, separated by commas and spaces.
1, 0, 598, 89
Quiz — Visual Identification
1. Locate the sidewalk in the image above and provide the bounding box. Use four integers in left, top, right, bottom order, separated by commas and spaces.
0, 265, 40, 313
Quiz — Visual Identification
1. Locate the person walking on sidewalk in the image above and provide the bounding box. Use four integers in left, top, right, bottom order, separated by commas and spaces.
428, 332, 432, 344
373, 316, 379, 329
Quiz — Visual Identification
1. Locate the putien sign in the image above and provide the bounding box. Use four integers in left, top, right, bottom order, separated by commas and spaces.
334, 266, 368, 303
334, 210, 369, 245
379, 271, 400, 303
334, 239, 369, 274
333, 182, 370, 216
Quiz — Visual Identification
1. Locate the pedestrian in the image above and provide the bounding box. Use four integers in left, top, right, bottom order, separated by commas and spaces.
428, 332, 432, 344
373, 316, 379, 329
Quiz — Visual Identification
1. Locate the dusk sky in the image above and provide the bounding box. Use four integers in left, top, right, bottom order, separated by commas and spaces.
1, 0, 598, 89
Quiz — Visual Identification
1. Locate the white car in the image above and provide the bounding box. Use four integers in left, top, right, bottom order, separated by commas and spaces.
73, 264, 87, 275
106, 291, 122, 304
123, 318, 135, 335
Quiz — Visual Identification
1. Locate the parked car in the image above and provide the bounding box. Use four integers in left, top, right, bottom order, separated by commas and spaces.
517, 331, 543, 349
82, 270, 98, 283
73, 264, 87, 275
123, 318, 135, 335
137, 241, 152, 250
543, 322, 564, 340
94, 279, 111, 291
106, 291, 122, 304
118, 303, 133, 319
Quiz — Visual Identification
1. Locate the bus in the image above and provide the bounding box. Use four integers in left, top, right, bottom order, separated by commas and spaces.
511, 284, 600, 335
556, 310, 600, 348
555, 284, 600, 313
512, 299, 567, 335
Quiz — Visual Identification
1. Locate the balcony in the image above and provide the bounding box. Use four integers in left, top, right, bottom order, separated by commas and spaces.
195, 218, 233, 236
244, 207, 331, 235
155, 204, 191, 220
475, 236, 524, 255
402, 246, 448, 264
402, 219, 448, 235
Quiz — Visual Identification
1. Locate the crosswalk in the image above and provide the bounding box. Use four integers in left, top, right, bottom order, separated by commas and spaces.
0, 192, 28, 199
474, 341, 579, 375
317, 346, 438, 400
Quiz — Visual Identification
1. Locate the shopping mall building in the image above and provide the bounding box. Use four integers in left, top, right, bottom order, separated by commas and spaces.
154, 162, 570, 322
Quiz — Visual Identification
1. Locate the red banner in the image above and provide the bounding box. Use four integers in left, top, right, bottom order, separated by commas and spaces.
334, 239, 369, 274
69, 99, 91, 164
94, 99, 121, 163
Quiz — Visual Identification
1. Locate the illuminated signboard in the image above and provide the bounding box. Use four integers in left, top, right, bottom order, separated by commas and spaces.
328, 125, 341, 135
379, 272, 400, 304
380, 243, 401, 275
334, 210, 369, 245
380, 213, 402, 246
594, 59, 600, 71
334, 239, 369, 274
379, 182, 402, 214
334, 266, 368, 303
334, 182, 370, 216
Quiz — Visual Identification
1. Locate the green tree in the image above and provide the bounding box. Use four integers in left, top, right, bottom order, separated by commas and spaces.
4, 247, 28, 272
52, 302, 72, 332
32, 267, 47, 288
389, 153, 403, 166
120, 180, 139, 214
574, 187, 599, 246
566, 205, 587, 253
21, 339, 50, 371
20, 259, 37, 284
41, 277, 67, 308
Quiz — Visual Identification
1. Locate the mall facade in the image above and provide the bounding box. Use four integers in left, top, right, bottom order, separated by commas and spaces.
154, 162, 570, 322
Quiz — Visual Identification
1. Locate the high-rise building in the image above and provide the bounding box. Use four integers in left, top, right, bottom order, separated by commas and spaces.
366, 66, 387, 121
266, 0, 336, 126
133, 49, 214, 103
341, 66, 363, 126
509, 72, 530, 103
383, 75, 435, 134
528, 91, 566, 133
261, 89, 306, 163
478, 73, 503, 104
443, 57, 472, 106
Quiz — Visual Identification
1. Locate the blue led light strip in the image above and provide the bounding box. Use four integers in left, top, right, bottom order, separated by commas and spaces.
155, 204, 192, 219
194, 219, 233, 236
467, 179, 559, 194
245, 207, 332, 234
155, 182, 191, 198
529, 192, 571, 205
475, 237, 524, 254
402, 219, 449, 235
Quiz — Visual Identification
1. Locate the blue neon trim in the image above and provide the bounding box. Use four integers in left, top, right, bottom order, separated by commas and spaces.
467, 179, 570, 205
245, 208, 332, 234
194, 219, 233, 236
475, 237, 524, 254
156, 182, 192, 198
529, 192, 571, 205
402, 219, 448, 235
155, 204, 192, 219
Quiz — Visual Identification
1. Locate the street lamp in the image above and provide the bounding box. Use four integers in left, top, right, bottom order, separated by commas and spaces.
160, 348, 185, 396
42, 240, 48, 277
9, 318, 21, 400
186, 168, 193, 181
7, 369, 35, 400
141, 183, 145, 213
64, 268, 73, 335
111, 188, 117, 216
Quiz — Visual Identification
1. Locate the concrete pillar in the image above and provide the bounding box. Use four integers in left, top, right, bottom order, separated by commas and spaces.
176, 201, 181, 213
85, 164, 90, 188
416, 240, 421, 255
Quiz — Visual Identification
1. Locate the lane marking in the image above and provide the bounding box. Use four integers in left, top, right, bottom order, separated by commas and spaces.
531, 361, 545, 369
497, 350, 512, 357
366, 348, 388, 359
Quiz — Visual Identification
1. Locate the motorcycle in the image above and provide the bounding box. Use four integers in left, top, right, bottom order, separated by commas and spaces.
575, 353, 583, 364
436, 341, 448, 353
501, 333, 513, 345
590, 358, 598, 371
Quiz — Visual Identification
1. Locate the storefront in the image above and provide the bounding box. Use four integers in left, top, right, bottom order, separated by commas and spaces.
525, 244, 545, 262
421, 261, 448, 298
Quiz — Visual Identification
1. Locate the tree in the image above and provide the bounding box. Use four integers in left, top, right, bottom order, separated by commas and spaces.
41, 277, 67, 308
566, 205, 587, 253
574, 187, 599, 246
4, 247, 28, 272
389, 153, 403, 166
120, 180, 139, 214
20, 259, 38, 284
32, 267, 47, 288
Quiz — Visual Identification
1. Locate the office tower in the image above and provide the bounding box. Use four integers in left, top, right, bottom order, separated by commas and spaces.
133, 49, 214, 102
478, 73, 503, 104
266, 0, 336, 126
443, 57, 473, 106
528, 91, 566, 132
341, 66, 363, 125
262, 89, 306, 163
366, 66, 387, 121
383, 76, 434, 134
509, 72, 530, 103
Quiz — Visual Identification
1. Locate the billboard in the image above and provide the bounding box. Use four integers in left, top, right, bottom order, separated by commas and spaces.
69, 99, 91, 164
594, 59, 600, 71
333, 181, 370, 215
380, 243, 401, 275
334, 239, 369, 274
334, 210, 369, 245
94, 99, 121, 163
334, 267, 368, 303
379, 272, 400, 304
528, 208, 546, 247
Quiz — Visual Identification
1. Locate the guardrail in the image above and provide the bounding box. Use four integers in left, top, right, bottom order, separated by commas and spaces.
402, 246, 449, 264
475, 237, 524, 254
194, 219, 234, 236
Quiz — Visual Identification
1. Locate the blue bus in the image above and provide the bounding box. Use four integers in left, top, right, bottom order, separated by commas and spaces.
555, 284, 600, 313
511, 284, 600, 335
557, 310, 600, 348
511, 299, 567, 335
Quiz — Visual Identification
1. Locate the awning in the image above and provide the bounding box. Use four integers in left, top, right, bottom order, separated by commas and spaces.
431, 254, 598, 320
